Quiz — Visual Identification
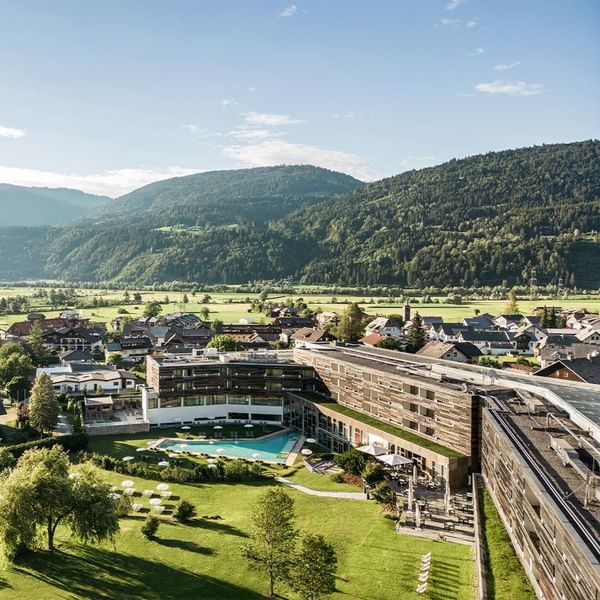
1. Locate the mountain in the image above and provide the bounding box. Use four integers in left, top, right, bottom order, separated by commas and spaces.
0, 141, 598, 287
99, 165, 362, 226
0, 184, 110, 227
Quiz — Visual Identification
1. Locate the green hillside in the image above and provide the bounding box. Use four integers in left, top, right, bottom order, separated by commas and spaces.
0, 141, 598, 287
0, 184, 109, 226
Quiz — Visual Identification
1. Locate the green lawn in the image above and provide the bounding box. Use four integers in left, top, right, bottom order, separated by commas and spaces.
0, 470, 475, 600
480, 490, 536, 600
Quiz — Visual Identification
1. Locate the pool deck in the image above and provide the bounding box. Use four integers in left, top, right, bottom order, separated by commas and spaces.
285, 434, 305, 467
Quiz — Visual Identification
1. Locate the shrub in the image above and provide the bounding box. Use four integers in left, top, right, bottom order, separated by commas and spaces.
115, 494, 133, 517
141, 516, 160, 539
361, 462, 386, 487
333, 448, 366, 476
6, 432, 88, 459
370, 481, 393, 504
330, 472, 344, 483
174, 500, 197, 523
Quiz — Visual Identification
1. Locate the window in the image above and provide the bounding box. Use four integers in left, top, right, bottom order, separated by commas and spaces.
183, 395, 204, 406
148, 397, 159, 409
205, 395, 227, 405
410, 403, 418, 413
228, 394, 249, 405
160, 397, 181, 409
426, 390, 435, 401
251, 398, 282, 407
409, 385, 418, 395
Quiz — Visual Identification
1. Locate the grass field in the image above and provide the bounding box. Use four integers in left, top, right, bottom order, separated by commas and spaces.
480, 490, 536, 600
0, 467, 475, 600
1, 285, 599, 329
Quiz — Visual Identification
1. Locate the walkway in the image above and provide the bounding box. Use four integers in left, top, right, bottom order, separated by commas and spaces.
274, 477, 367, 500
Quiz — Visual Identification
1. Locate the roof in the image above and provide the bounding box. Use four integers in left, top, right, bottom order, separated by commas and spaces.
435, 323, 472, 335
540, 343, 599, 363
273, 317, 314, 327
534, 355, 600, 384
459, 330, 511, 343
84, 396, 113, 407
291, 328, 335, 343
359, 333, 387, 346
417, 341, 482, 360
59, 350, 94, 362
366, 316, 401, 332
463, 315, 495, 328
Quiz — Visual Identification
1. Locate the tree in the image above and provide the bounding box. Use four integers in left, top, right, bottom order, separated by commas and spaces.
182, 293, 189, 304
207, 335, 243, 352
333, 448, 366, 476
405, 312, 426, 353
106, 352, 122, 365
361, 462, 386, 487
200, 307, 210, 321
141, 515, 160, 539
0, 343, 33, 390
174, 500, 197, 523
241, 488, 297, 597
0, 448, 16, 473
289, 533, 338, 600
5, 375, 29, 403
506, 289, 520, 315
374, 337, 403, 351
143, 301, 162, 318
27, 321, 48, 366
133, 292, 142, 303
0, 447, 119, 559
211, 319, 223, 335
336, 303, 365, 342
28, 373, 59, 436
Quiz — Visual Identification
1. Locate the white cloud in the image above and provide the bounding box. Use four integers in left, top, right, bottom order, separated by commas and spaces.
332, 111, 357, 119
228, 128, 284, 141
493, 61, 521, 71
278, 4, 297, 17
223, 139, 373, 181
0, 165, 200, 197
466, 20, 477, 28
0, 125, 26, 139
220, 98, 238, 107
474, 80, 545, 97
469, 47, 485, 56
439, 18, 462, 27
244, 111, 304, 126
446, 0, 466, 10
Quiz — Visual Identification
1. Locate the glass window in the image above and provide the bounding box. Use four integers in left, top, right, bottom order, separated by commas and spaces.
183, 395, 204, 407
228, 394, 249, 405
148, 397, 159, 409
251, 398, 282, 407
160, 396, 181, 409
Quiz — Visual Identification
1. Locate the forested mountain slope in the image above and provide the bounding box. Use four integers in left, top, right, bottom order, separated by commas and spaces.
0, 184, 109, 226
0, 141, 598, 287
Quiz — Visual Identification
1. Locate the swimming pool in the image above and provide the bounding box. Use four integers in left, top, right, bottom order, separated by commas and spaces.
157, 430, 300, 463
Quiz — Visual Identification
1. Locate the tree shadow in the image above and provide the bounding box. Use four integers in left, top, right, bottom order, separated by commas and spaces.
187, 518, 249, 538
155, 537, 215, 555
12, 544, 266, 599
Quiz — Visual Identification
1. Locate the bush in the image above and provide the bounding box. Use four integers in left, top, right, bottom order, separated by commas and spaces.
330, 472, 344, 483
115, 494, 132, 517
361, 462, 386, 487
370, 481, 393, 504
174, 500, 197, 523
6, 432, 88, 459
141, 516, 160, 539
333, 448, 366, 476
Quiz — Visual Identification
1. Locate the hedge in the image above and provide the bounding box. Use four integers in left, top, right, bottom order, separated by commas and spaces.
7, 433, 89, 459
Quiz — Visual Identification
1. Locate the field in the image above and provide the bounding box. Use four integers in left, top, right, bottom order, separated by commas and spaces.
1, 285, 599, 329
0, 442, 476, 600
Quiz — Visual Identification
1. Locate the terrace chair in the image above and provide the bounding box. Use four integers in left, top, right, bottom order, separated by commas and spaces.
418, 573, 429, 583
160, 491, 172, 499
416, 582, 428, 594
143, 490, 153, 497
421, 552, 432, 561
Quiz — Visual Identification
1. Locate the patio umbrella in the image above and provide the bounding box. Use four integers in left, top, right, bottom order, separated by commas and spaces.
156, 483, 169, 491
207, 458, 218, 464
149, 497, 162, 506
213, 425, 223, 430
157, 461, 170, 467
136, 447, 146, 452
415, 501, 421, 529
378, 454, 411, 467
207, 463, 218, 469
121, 480, 134, 488
305, 437, 317, 444
357, 444, 386, 457
123, 456, 134, 462
407, 476, 414, 509
244, 423, 254, 428
301, 448, 313, 456
181, 425, 191, 430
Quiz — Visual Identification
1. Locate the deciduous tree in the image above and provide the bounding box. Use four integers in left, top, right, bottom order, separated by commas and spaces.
289, 533, 338, 600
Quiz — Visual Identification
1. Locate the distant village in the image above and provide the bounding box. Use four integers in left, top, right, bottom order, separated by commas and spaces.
1, 301, 599, 404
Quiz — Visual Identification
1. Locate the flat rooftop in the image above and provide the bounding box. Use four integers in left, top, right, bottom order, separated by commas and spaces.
151, 350, 298, 367
488, 393, 600, 561
299, 345, 600, 436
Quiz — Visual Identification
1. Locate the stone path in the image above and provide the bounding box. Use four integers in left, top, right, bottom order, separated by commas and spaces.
274, 477, 367, 500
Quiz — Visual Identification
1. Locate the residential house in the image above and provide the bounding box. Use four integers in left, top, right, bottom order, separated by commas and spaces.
539, 342, 599, 368
105, 336, 153, 362
290, 328, 337, 347
417, 341, 482, 363
457, 330, 516, 355
576, 327, 600, 345
359, 333, 387, 347
365, 316, 403, 338
533, 353, 600, 384
42, 364, 137, 395
314, 312, 340, 328
42, 327, 103, 352
494, 314, 522, 330
59, 350, 95, 365
462, 314, 495, 330
429, 323, 472, 342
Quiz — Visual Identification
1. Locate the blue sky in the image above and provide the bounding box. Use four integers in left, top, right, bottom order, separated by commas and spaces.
0, 0, 598, 196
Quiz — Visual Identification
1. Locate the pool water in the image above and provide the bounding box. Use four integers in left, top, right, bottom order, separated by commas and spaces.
157, 430, 300, 463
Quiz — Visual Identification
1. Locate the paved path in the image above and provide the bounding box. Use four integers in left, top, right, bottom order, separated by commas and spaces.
274, 477, 367, 500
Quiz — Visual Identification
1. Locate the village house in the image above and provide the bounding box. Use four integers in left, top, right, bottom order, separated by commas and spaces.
533, 352, 600, 384
365, 316, 403, 338
416, 340, 482, 363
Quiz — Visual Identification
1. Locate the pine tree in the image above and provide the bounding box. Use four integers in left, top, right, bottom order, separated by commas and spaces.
406, 312, 426, 353
28, 373, 59, 436
505, 289, 520, 315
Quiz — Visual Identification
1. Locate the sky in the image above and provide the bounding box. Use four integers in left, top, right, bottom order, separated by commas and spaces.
0, 0, 598, 197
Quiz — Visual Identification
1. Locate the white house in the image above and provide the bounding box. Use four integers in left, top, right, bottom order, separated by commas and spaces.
365, 316, 403, 338
48, 369, 136, 395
